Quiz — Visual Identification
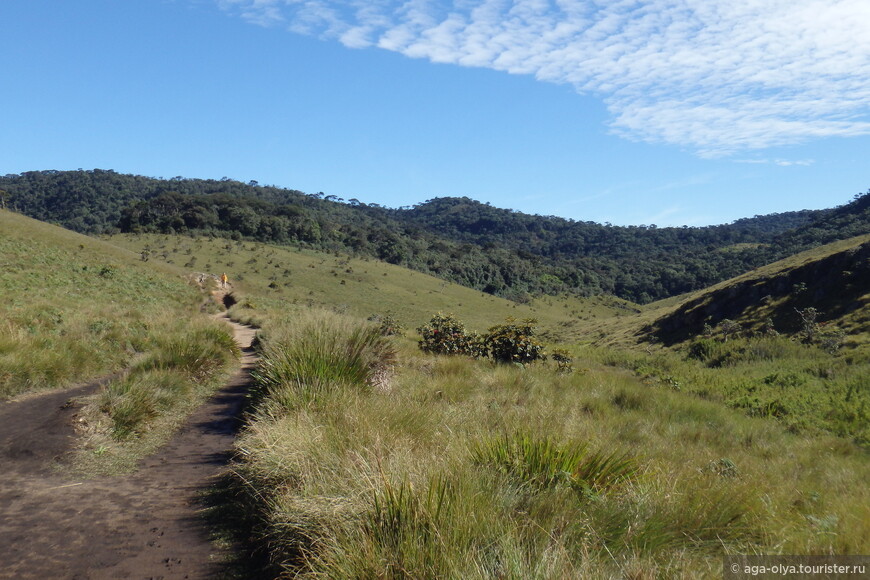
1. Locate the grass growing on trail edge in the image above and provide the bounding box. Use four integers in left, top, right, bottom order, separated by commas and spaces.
221, 312, 870, 579
250, 309, 396, 409
72, 315, 239, 475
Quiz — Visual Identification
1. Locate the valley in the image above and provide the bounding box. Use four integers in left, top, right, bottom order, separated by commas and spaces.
0, 185, 867, 578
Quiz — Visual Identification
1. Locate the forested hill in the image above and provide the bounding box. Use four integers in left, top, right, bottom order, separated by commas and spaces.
1, 169, 867, 303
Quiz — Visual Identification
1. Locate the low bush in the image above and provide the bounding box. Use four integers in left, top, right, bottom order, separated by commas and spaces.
417, 314, 549, 365
416, 312, 482, 357
368, 312, 405, 337
482, 318, 545, 365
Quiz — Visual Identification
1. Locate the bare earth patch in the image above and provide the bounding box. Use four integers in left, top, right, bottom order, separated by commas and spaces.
0, 315, 257, 580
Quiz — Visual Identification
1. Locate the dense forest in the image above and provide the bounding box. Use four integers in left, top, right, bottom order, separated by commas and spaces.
1, 169, 867, 303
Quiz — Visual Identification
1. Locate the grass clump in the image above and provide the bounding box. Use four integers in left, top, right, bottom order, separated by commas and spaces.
133, 323, 239, 381
100, 369, 191, 440
97, 319, 239, 440
252, 309, 396, 408
471, 432, 636, 494
71, 316, 239, 474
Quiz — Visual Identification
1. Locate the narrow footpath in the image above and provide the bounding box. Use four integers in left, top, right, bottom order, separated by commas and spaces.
0, 314, 257, 580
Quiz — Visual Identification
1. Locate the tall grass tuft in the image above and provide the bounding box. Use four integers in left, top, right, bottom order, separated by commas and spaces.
96, 318, 238, 441
134, 324, 239, 382
100, 369, 191, 439
471, 432, 637, 493
581, 482, 755, 556
367, 476, 451, 566
315, 475, 460, 579
252, 309, 396, 407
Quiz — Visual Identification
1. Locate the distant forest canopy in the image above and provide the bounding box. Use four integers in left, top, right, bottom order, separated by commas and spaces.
1, 169, 868, 303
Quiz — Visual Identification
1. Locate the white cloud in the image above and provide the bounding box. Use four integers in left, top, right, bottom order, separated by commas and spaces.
215, 0, 870, 155
735, 158, 816, 166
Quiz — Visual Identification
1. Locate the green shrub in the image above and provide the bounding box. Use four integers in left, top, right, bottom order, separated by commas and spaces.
550, 348, 574, 373
687, 338, 718, 362
482, 318, 545, 365
368, 312, 405, 336
416, 312, 482, 357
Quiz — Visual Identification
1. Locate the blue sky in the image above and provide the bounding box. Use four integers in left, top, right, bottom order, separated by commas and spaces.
2, 0, 868, 226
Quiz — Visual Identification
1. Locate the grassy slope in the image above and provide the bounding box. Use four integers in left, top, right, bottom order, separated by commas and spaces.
0, 210, 203, 399
105, 233, 631, 337
6, 215, 868, 574
577, 235, 870, 445
649, 234, 870, 348
590, 234, 870, 350
227, 311, 869, 579
0, 209, 239, 473
107, 232, 869, 443
112, 233, 862, 575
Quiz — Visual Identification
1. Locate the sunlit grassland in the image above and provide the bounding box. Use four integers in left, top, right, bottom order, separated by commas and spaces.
1, 210, 241, 474
14, 220, 864, 573
587, 335, 869, 446
223, 310, 869, 578
0, 210, 209, 400
72, 316, 239, 475
105, 232, 629, 336
574, 235, 870, 446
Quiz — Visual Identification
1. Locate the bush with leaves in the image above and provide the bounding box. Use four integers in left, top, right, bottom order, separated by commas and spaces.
368, 312, 405, 337
482, 318, 545, 365
550, 348, 574, 373
416, 313, 482, 357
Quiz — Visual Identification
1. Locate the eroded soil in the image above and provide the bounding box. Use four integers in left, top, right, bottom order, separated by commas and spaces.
0, 315, 257, 580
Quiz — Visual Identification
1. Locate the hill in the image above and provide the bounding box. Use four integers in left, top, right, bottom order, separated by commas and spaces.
0, 208, 206, 400
647, 234, 870, 349
564, 234, 870, 446
103, 232, 630, 336
0, 208, 245, 470
2, 170, 867, 303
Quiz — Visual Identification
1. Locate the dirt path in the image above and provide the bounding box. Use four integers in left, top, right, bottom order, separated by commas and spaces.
0, 314, 257, 580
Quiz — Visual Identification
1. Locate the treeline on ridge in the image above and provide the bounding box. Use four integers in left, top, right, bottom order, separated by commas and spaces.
1, 169, 867, 303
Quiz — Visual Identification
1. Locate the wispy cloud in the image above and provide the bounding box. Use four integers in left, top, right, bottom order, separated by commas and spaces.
735, 158, 816, 166
215, 0, 870, 156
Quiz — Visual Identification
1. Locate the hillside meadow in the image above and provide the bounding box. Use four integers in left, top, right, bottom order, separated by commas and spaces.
0, 210, 240, 473
215, 308, 868, 579
586, 235, 870, 446
3, 214, 868, 576
104, 232, 635, 336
